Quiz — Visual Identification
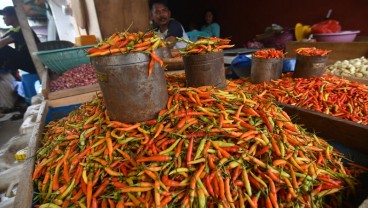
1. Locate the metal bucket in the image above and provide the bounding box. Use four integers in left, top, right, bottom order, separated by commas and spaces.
294, 55, 328, 78
91, 52, 168, 123
157, 46, 172, 58
250, 57, 283, 84
183, 52, 226, 89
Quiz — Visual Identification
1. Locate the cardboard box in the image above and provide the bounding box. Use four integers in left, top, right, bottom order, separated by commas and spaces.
75, 35, 97, 46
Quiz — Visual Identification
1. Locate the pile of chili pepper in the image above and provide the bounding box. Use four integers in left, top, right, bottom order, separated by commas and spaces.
86, 31, 165, 76
295, 47, 331, 56
253, 49, 285, 59
240, 73, 368, 125
179, 37, 234, 55
32, 76, 364, 208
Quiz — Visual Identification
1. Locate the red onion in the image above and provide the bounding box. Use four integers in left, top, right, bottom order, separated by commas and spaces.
50, 63, 98, 92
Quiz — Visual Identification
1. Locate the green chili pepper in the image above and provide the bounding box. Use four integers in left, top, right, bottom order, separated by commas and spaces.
194, 138, 206, 160
159, 138, 182, 155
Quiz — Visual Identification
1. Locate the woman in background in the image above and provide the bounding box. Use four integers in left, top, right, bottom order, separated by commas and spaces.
201, 10, 220, 37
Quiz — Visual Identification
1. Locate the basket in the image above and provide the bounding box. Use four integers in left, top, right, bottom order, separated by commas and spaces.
312, 30, 360, 42
37, 40, 74, 51
34, 45, 93, 74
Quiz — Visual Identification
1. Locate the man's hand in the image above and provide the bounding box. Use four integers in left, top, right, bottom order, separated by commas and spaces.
165, 36, 177, 49
0, 36, 14, 48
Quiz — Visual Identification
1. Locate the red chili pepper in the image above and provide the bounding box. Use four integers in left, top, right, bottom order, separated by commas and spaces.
187, 137, 194, 166
253, 49, 284, 59
295, 47, 331, 56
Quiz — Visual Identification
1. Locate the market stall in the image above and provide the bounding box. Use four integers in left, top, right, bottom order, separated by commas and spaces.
8, 30, 368, 207
3, 1, 368, 207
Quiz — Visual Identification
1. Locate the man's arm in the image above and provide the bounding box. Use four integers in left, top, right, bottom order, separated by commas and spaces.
166, 20, 185, 49
165, 36, 177, 49
0, 36, 14, 48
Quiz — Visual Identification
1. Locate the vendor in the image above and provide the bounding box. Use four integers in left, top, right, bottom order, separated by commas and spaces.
0, 6, 39, 119
0, 6, 40, 79
149, 0, 188, 49
201, 10, 220, 37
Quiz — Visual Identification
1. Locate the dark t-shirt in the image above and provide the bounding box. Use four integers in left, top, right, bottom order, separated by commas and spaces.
154, 19, 185, 39
166, 19, 185, 39
2, 26, 40, 55
1, 26, 40, 73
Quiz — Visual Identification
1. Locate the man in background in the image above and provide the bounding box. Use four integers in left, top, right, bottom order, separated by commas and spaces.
0, 6, 40, 79
149, 0, 188, 49
0, 6, 40, 119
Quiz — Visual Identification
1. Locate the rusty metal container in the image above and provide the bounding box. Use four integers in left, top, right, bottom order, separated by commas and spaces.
91, 52, 168, 123
250, 57, 283, 84
183, 52, 226, 89
157, 46, 173, 58
294, 55, 328, 78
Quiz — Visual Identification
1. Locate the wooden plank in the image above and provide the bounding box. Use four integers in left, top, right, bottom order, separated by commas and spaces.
48, 0, 77, 42
278, 102, 368, 153
13, 0, 46, 79
71, 0, 87, 29
285, 41, 368, 64
48, 91, 98, 107
165, 69, 185, 75
334, 75, 368, 85
13, 101, 48, 208
163, 57, 184, 71
84, 0, 102, 40
48, 83, 100, 100
41, 68, 49, 98
94, 0, 149, 38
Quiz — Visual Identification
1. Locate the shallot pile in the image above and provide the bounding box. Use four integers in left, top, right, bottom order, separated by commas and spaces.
50, 64, 98, 92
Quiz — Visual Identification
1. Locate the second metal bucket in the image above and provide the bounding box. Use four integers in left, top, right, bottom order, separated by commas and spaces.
250, 57, 283, 84
183, 52, 226, 89
294, 55, 328, 78
91, 52, 168, 123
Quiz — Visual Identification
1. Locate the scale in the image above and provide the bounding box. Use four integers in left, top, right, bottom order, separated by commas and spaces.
223, 48, 259, 56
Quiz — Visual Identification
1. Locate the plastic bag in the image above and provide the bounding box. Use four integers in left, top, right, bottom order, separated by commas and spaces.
282, 59, 296, 73
311, 20, 342, 34
23, 0, 47, 17
0, 72, 17, 109
230, 55, 252, 78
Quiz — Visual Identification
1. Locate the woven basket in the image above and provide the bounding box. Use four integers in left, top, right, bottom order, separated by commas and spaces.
34, 45, 93, 74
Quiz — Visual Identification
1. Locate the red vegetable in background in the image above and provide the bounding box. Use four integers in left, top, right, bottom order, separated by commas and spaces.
295, 47, 331, 56
253, 49, 284, 59
311, 20, 342, 34
50, 63, 98, 92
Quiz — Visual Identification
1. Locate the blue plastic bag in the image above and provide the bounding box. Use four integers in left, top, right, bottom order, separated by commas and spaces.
45, 104, 81, 124
229, 55, 252, 79
282, 59, 296, 73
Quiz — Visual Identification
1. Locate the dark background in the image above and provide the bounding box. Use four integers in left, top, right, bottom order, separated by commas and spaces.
167, 0, 367, 47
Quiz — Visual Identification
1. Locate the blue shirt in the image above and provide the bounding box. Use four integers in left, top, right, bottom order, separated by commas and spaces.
201, 23, 220, 37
